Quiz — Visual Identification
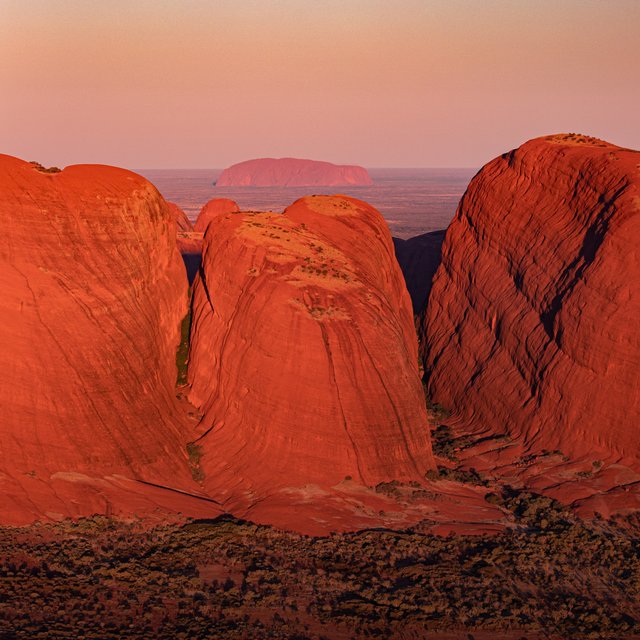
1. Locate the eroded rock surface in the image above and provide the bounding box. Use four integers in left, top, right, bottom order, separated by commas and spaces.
422, 134, 640, 468
0, 155, 212, 524
188, 195, 434, 530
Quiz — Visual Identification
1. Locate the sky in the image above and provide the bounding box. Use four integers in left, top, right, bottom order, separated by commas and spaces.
1, 0, 638, 168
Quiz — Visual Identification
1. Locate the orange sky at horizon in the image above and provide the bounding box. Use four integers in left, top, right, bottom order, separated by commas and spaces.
1, 0, 638, 169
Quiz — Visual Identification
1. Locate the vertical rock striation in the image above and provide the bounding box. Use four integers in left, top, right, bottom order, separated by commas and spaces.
0, 155, 203, 523
188, 196, 434, 520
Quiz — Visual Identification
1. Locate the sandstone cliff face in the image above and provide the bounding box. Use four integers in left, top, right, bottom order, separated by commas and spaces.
422, 135, 640, 466
188, 196, 434, 521
216, 158, 372, 187
0, 155, 208, 524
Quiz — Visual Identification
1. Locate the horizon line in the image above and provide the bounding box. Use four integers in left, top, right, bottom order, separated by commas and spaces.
134, 166, 480, 171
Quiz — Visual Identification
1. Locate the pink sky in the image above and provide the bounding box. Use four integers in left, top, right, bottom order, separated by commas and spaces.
1, 0, 638, 168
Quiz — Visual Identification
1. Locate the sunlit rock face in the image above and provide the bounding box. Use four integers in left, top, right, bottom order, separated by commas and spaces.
422, 134, 640, 467
0, 154, 205, 524
188, 195, 434, 530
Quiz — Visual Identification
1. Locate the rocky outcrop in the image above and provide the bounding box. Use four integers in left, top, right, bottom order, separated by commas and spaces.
188, 195, 434, 526
216, 158, 372, 187
0, 154, 212, 524
422, 134, 640, 467
194, 198, 240, 232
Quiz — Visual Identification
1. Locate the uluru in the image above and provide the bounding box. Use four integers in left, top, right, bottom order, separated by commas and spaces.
421, 134, 640, 469
216, 157, 373, 187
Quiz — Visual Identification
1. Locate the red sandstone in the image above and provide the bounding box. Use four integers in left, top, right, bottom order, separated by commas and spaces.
422, 134, 640, 469
187, 196, 434, 528
168, 201, 193, 232
0, 155, 214, 525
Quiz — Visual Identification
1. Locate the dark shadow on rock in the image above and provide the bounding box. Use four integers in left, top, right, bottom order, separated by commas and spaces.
393, 229, 446, 316
182, 253, 202, 285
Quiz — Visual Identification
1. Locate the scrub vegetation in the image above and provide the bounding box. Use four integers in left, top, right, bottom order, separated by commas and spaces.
0, 497, 638, 640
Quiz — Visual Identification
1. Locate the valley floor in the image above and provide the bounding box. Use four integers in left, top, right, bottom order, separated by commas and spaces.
0, 495, 638, 640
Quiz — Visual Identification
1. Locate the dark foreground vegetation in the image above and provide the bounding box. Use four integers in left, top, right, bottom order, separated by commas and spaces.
0, 490, 638, 640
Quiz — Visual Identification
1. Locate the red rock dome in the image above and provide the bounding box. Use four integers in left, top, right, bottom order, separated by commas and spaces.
421, 134, 640, 467
0, 155, 211, 524
187, 196, 434, 527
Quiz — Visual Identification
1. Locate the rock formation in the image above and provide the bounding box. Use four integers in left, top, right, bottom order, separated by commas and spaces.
0, 155, 214, 524
194, 198, 240, 233
187, 195, 434, 525
168, 201, 193, 232
422, 134, 640, 467
216, 158, 372, 187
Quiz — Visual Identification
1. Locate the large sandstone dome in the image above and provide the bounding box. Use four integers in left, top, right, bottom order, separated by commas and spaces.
187, 195, 434, 525
422, 134, 640, 467
0, 155, 207, 524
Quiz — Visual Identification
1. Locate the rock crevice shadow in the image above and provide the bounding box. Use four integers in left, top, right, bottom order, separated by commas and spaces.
393, 229, 447, 317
